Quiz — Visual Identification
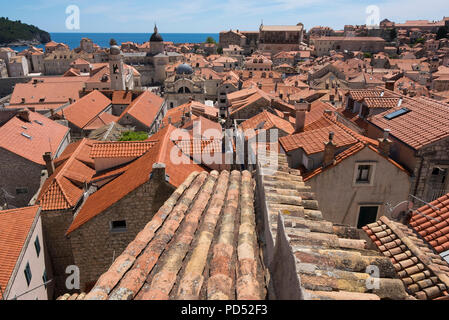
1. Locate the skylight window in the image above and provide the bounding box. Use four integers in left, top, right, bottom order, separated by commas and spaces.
21, 132, 32, 139
34, 120, 43, 126
384, 107, 410, 120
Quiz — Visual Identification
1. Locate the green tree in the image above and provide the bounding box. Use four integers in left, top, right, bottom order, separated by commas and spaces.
119, 131, 148, 141
217, 46, 223, 54
205, 36, 216, 44
436, 26, 448, 40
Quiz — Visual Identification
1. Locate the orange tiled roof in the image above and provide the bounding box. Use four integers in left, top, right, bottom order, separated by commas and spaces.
90, 140, 157, 159
162, 101, 218, 126
240, 110, 294, 137
82, 170, 266, 300
364, 216, 449, 300
0, 110, 69, 165
58, 90, 112, 130
118, 91, 163, 127
37, 139, 96, 211
66, 125, 206, 235
348, 89, 390, 101
10, 81, 84, 109
0, 206, 40, 300
410, 193, 449, 254
363, 97, 400, 109
111, 91, 133, 105
369, 95, 449, 150
279, 123, 358, 154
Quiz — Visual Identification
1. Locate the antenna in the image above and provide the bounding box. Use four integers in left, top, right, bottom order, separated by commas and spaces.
10, 279, 52, 300
388, 200, 413, 221
409, 194, 442, 223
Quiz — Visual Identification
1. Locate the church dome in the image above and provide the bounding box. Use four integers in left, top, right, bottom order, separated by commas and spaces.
150, 25, 163, 42
110, 45, 121, 55
176, 63, 194, 75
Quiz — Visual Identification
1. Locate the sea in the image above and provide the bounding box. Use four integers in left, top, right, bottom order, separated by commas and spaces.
8, 32, 220, 52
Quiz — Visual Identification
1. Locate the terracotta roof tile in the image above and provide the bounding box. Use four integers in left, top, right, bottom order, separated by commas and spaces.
58, 90, 112, 130
368, 92, 449, 150
240, 110, 295, 137
37, 139, 96, 211
364, 216, 449, 300
111, 91, 133, 105
0, 110, 69, 165
0, 206, 40, 300
118, 91, 164, 128
410, 194, 449, 254
82, 170, 266, 300
66, 125, 206, 234
10, 81, 84, 110
90, 140, 157, 158
279, 123, 358, 154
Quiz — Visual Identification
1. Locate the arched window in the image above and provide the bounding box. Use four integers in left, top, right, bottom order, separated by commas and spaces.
178, 87, 191, 93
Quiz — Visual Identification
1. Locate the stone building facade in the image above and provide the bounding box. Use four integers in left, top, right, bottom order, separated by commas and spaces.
0, 149, 43, 208
40, 209, 77, 297
304, 146, 411, 229
68, 165, 175, 292
258, 24, 304, 54
312, 37, 386, 56
366, 124, 449, 205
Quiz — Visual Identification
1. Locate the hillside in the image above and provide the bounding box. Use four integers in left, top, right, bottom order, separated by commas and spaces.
0, 17, 51, 45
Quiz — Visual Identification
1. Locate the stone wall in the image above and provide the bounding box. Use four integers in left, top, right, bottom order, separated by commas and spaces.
69, 168, 175, 291
40, 209, 75, 297
413, 137, 449, 203
0, 148, 43, 208
0, 76, 30, 98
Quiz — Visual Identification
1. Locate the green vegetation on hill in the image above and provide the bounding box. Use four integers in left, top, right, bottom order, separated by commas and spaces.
119, 131, 149, 141
0, 17, 51, 45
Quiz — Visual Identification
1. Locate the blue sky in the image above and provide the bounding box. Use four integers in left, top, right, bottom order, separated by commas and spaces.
1, 0, 447, 33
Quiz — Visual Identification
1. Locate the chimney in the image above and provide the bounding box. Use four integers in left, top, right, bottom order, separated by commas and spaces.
295, 106, 307, 133
17, 109, 30, 122
378, 129, 392, 156
167, 116, 172, 124
323, 132, 336, 167
43, 152, 55, 176
385, 81, 395, 91
150, 163, 167, 183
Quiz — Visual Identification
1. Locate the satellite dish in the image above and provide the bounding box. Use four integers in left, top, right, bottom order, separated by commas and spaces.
389, 201, 413, 221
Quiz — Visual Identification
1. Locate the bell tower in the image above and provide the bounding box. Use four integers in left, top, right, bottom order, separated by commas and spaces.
109, 40, 126, 90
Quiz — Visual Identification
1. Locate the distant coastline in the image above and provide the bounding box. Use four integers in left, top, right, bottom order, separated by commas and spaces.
7, 32, 220, 52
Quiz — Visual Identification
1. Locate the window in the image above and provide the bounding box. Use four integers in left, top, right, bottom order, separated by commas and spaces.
24, 263, 32, 286
42, 270, 48, 289
384, 107, 410, 120
357, 206, 379, 229
356, 165, 371, 183
34, 236, 41, 257
354, 163, 376, 186
110, 220, 127, 233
